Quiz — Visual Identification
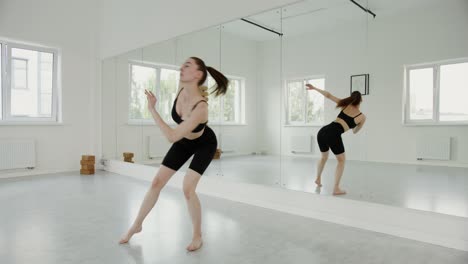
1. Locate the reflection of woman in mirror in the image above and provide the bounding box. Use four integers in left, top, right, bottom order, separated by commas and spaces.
306, 84, 366, 195
119, 57, 228, 251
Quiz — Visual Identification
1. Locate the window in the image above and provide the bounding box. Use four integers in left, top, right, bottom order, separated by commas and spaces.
129, 63, 157, 121
0, 41, 59, 122
0, 43, 2, 119
129, 63, 180, 123
439, 63, 468, 122
207, 76, 244, 124
286, 77, 325, 125
129, 62, 244, 125
12, 58, 28, 90
158, 68, 180, 122
405, 59, 468, 124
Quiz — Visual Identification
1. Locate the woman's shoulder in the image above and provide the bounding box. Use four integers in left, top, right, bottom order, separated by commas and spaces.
191, 97, 209, 110
194, 96, 208, 104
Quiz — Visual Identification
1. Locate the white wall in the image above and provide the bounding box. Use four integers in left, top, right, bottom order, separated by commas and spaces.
363, 0, 468, 165
261, 0, 468, 165
98, 0, 300, 59
0, 0, 302, 175
0, 0, 101, 174
257, 40, 282, 155
218, 31, 262, 155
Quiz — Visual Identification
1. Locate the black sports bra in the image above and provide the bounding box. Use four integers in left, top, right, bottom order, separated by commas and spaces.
337, 106, 362, 129
171, 88, 208, 133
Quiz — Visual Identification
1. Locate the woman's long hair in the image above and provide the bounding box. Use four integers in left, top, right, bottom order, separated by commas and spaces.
191, 57, 229, 97
336, 91, 362, 108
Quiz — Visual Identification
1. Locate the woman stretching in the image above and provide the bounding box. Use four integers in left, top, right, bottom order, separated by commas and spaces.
306, 84, 366, 195
119, 57, 228, 251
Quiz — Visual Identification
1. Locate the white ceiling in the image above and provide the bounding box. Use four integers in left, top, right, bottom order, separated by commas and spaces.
221, 0, 442, 41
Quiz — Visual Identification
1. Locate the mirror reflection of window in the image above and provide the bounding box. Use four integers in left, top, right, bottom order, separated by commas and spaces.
129, 63, 181, 123
207, 76, 244, 124
129, 63, 157, 121
408, 68, 434, 121
439, 62, 468, 122
286, 77, 325, 125
406, 60, 468, 123
159, 68, 180, 122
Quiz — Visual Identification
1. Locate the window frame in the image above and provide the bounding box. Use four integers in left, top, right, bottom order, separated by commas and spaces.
128, 60, 246, 126
210, 75, 245, 126
0, 40, 59, 123
285, 76, 325, 127
127, 61, 162, 125
404, 57, 468, 126
128, 61, 185, 125
11, 57, 29, 91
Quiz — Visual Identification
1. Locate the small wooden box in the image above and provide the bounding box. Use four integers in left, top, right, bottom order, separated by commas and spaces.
213, 149, 221, 160
80, 160, 95, 166
81, 155, 95, 161
80, 169, 95, 175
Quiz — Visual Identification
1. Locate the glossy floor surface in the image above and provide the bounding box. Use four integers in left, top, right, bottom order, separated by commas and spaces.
1, 171, 467, 264
148, 155, 468, 218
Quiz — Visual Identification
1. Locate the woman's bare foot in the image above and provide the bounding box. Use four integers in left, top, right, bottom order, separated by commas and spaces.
315, 178, 323, 187
186, 236, 203, 251
119, 225, 142, 244
333, 187, 346, 195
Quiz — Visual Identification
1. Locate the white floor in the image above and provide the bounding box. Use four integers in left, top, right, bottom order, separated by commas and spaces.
148, 155, 468, 218
1, 171, 467, 264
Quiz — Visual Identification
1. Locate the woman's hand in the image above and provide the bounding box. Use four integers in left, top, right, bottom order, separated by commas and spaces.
145, 89, 157, 111
305, 84, 316, 90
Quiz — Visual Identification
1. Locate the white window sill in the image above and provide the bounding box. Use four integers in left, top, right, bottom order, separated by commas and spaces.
403, 121, 468, 127
127, 120, 248, 127
284, 124, 323, 128
0, 121, 65, 126
208, 123, 248, 126
127, 121, 174, 126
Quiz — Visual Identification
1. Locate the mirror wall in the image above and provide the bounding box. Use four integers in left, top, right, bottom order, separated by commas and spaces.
279, 0, 369, 193
102, 26, 223, 178
216, 9, 282, 186
102, 0, 468, 218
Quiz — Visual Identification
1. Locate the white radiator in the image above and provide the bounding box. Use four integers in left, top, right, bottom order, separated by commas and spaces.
291, 135, 314, 153
148, 135, 171, 158
0, 139, 36, 170
416, 136, 451, 161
